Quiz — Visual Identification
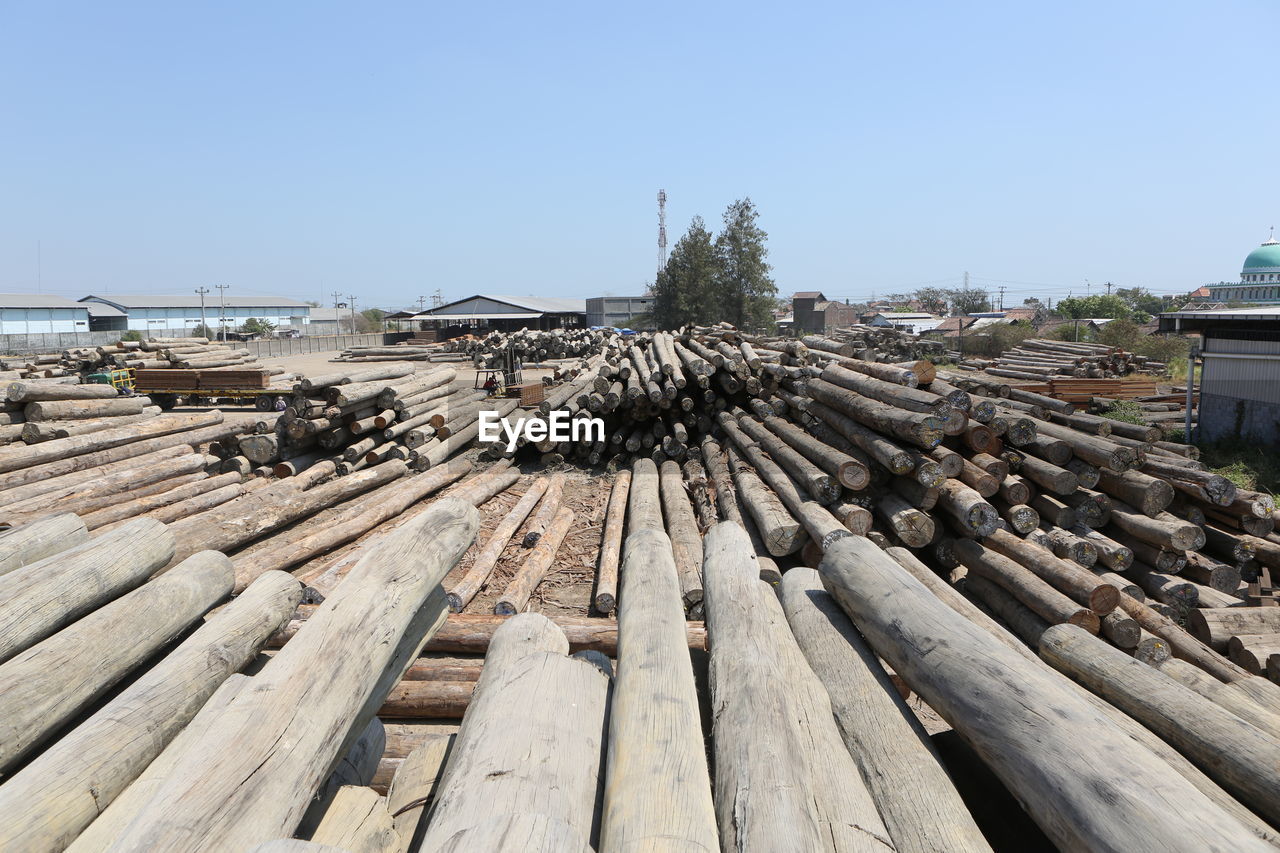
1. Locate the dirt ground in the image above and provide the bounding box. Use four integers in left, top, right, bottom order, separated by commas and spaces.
254, 350, 561, 391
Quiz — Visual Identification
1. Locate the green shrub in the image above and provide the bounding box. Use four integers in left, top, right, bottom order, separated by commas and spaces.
120, 330, 142, 342
1098, 400, 1146, 425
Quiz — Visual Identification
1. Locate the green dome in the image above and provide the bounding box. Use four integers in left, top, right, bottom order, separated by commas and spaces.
1243, 240, 1280, 272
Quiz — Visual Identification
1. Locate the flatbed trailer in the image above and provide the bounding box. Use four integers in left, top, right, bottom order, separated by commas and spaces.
87, 368, 290, 411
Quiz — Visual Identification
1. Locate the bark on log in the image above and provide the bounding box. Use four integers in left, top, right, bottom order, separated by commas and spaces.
494, 506, 574, 615
954, 538, 1099, 632
79, 471, 243, 531
599, 527, 719, 853
0, 411, 223, 474
982, 528, 1118, 613
92, 499, 478, 852
659, 458, 704, 607
818, 536, 1273, 852
0, 550, 232, 774
0, 570, 299, 851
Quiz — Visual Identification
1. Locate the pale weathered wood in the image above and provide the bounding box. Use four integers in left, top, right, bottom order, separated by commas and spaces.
627, 457, 663, 531
659, 458, 704, 607
5, 380, 121, 401
0, 411, 223, 474
386, 735, 454, 853
593, 470, 630, 614
1189, 607, 1280, 652
599, 528, 718, 853
0, 512, 87, 576
703, 522, 893, 852
0, 550, 232, 774
0, 517, 174, 663
819, 536, 1272, 852
297, 717, 387, 837
419, 613, 609, 852
446, 476, 548, 612
0, 570, 300, 851
1158, 659, 1280, 742
1039, 623, 1280, 826
95, 499, 479, 852
780, 568, 991, 853
309, 786, 399, 853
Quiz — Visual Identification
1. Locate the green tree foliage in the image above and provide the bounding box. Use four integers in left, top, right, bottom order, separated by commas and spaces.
1114, 286, 1165, 316
652, 199, 778, 331
715, 198, 777, 331
914, 287, 949, 314
1134, 333, 1190, 364
1055, 294, 1132, 320
945, 287, 991, 314
986, 320, 1034, 355
240, 317, 276, 336
652, 217, 719, 328
1095, 318, 1141, 349
121, 330, 142, 342
1099, 400, 1147, 426
191, 324, 215, 339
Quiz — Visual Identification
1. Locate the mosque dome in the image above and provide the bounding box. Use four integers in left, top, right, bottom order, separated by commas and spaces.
1243, 232, 1280, 275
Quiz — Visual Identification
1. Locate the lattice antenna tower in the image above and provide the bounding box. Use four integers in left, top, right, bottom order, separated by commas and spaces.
657, 189, 668, 276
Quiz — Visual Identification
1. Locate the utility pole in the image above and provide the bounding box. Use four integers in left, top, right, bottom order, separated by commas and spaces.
347, 294, 357, 335
417, 296, 427, 311
194, 287, 209, 337
215, 284, 229, 341
998, 285, 1005, 312
432, 289, 442, 309
1105, 281, 1113, 295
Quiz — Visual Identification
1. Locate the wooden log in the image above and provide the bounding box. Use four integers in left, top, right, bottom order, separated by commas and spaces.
954, 538, 1099, 632
1096, 468, 1175, 517
702, 523, 892, 852
0, 517, 174, 663
308, 786, 398, 853
818, 536, 1274, 852
0, 446, 208, 516
1117, 596, 1251, 683
0, 550, 233, 774
659, 459, 704, 608
935, 479, 998, 536
1188, 608, 1280, 652
762, 414, 870, 489
0, 411, 222, 476
446, 477, 549, 612
418, 613, 608, 852
599, 527, 719, 853
1109, 500, 1205, 550
166, 460, 408, 567
0, 570, 300, 851
0, 512, 87, 576
724, 446, 804, 555
5, 381, 120, 401
593, 470, 630, 614
805, 378, 943, 450
875, 492, 935, 548
780, 568, 992, 853
982, 528, 1118, 614
92, 499, 478, 852
1229, 635, 1280, 676
232, 460, 472, 592
494, 506, 574, 615
386, 735, 454, 853
23, 396, 150, 421
1039, 623, 1280, 826
79, 472, 243, 531
1159, 658, 1280, 741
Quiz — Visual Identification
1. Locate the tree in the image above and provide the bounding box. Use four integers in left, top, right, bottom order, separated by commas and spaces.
241, 317, 276, 336
714, 198, 777, 331
652, 217, 719, 328
1023, 297, 1045, 309
305, 300, 321, 308
945, 287, 991, 315
1056, 294, 1132, 320
1095, 318, 1141, 349
914, 287, 949, 314
191, 324, 215, 339
1114, 287, 1164, 316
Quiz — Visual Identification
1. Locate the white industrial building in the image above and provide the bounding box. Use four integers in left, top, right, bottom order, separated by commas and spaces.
0, 295, 91, 334
80, 294, 310, 334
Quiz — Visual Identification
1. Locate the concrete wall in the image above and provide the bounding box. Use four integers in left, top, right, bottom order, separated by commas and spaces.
1197, 392, 1280, 444
0, 331, 410, 357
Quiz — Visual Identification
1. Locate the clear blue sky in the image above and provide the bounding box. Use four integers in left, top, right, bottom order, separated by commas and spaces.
1, 1, 1275, 310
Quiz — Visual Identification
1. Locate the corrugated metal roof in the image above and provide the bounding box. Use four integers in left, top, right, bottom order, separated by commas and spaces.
84, 302, 125, 317
425, 294, 586, 316
0, 294, 87, 309
81, 294, 311, 309
1162, 306, 1280, 320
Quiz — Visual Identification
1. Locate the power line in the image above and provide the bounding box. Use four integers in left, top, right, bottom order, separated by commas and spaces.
194, 287, 209, 336
215, 284, 229, 341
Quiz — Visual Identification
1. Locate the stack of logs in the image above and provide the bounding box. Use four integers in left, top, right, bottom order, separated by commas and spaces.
60, 336, 263, 373
966, 338, 1165, 381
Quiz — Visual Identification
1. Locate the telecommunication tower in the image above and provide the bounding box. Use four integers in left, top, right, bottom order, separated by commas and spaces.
657, 189, 668, 276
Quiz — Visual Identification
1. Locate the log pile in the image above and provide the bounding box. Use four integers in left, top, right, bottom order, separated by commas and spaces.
60, 336, 263, 373
976, 338, 1165, 381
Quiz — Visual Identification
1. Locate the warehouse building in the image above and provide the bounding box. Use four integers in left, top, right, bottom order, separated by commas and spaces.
79, 294, 310, 334
1158, 306, 1280, 443
0, 295, 91, 334
413, 294, 585, 333
586, 296, 652, 328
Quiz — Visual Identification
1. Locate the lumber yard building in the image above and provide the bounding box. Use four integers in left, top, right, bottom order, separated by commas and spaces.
1158, 305, 1280, 443
80, 294, 311, 334
0, 295, 91, 333
586, 295, 652, 329
792, 291, 859, 333
410, 294, 586, 335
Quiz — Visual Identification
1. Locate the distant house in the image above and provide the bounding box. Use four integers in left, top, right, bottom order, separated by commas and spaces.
412, 294, 585, 333
792, 292, 858, 334
867, 312, 944, 335
929, 316, 979, 339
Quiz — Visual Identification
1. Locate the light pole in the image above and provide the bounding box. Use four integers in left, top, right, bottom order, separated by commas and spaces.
215, 284, 229, 341
194, 287, 209, 338
347, 295, 357, 336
